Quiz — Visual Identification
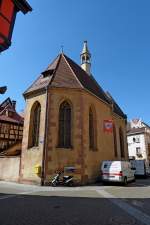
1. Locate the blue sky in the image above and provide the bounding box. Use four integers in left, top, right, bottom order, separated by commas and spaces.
0, 0, 150, 123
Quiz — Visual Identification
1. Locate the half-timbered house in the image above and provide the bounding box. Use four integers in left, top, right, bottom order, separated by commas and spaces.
0, 98, 23, 155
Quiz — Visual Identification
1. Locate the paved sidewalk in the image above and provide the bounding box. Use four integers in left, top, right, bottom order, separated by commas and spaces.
0, 180, 150, 225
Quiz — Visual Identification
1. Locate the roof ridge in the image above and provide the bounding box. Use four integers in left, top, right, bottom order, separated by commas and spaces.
63, 53, 89, 75
23, 54, 61, 96
45, 54, 61, 71
106, 92, 126, 118
63, 54, 110, 105
89, 75, 111, 102
62, 54, 84, 88
0, 97, 11, 108
48, 54, 62, 87
23, 74, 42, 96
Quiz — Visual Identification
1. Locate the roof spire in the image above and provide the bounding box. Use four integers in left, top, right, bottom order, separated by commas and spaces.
80, 41, 91, 75
60, 45, 64, 53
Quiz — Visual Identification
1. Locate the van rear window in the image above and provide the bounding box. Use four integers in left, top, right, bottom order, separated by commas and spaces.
104, 164, 108, 168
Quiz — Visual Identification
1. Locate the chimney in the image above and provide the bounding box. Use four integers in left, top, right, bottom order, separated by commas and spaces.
12, 100, 16, 110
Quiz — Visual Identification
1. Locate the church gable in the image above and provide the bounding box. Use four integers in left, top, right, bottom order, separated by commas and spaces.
50, 54, 82, 89
23, 44, 126, 119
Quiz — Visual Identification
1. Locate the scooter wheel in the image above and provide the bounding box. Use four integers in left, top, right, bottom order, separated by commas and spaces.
51, 182, 57, 187
68, 181, 74, 187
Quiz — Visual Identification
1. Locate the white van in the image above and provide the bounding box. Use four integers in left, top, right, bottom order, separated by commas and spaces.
101, 160, 135, 185
130, 160, 150, 177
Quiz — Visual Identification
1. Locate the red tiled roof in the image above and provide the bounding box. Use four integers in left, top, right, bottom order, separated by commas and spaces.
0, 115, 23, 124
23, 53, 126, 119
63, 54, 110, 103
106, 92, 127, 119
23, 55, 60, 95
0, 98, 24, 124
127, 127, 146, 135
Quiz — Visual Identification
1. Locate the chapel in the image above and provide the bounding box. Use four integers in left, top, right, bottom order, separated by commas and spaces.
20, 42, 128, 185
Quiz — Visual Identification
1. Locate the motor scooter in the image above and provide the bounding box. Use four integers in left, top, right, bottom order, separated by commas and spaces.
51, 171, 74, 186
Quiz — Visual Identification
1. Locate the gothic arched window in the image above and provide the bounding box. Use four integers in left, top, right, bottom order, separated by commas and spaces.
89, 107, 96, 150
119, 127, 125, 158
28, 102, 41, 148
58, 101, 71, 148
113, 125, 118, 157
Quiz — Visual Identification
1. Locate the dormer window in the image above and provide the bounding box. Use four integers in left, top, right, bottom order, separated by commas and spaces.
42, 69, 54, 78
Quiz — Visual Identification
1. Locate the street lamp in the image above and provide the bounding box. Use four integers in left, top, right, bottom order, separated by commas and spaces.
0, 0, 32, 52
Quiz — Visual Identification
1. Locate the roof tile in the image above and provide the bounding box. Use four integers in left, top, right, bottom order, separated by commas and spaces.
24, 53, 126, 118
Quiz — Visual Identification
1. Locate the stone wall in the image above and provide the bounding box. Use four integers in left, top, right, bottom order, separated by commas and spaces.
45, 88, 84, 184
0, 157, 20, 181
20, 87, 128, 185
20, 91, 47, 184
45, 88, 128, 184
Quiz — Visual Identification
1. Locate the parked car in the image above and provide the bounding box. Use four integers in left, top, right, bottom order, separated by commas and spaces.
130, 159, 150, 177
101, 160, 135, 185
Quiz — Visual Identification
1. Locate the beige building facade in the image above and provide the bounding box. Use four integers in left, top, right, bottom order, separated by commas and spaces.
20, 42, 128, 185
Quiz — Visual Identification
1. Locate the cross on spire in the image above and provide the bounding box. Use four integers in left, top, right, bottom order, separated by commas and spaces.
61, 45, 64, 53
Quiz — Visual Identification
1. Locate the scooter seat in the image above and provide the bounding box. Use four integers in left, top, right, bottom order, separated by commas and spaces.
63, 176, 69, 178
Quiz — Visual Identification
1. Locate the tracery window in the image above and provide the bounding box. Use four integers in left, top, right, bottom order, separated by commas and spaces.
89, 107, 96, 150
119, 127, 125, 158
58, 101, 71, 148
28, 102, 41, 148
113, 125, 118, 157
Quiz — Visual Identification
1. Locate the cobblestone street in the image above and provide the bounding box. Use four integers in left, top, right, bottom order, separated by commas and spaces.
0, 179, 150, 225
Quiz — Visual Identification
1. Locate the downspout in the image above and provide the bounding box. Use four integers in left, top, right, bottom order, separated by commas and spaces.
41, 87, 49, 185
144, 129, 148, 161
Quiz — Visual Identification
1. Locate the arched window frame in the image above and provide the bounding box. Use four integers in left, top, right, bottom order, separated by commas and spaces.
28, 101, 41, 148
58, 100, 72, 148
89, 106, 97, 150
119, 127, 125, 158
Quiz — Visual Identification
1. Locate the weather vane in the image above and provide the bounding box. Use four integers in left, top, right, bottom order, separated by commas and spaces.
61, 45, 64, 53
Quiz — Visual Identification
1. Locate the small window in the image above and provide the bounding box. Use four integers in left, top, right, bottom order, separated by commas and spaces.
135, 137, 140, 143
133, 137, 140, 143
104, 164, 108, 168
136, 147, 141, 155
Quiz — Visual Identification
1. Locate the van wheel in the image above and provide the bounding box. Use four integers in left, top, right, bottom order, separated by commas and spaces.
133, 176, 136, 182
123, 177, 127, 186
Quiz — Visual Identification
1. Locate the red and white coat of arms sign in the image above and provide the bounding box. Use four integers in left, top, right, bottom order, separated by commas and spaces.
103, 120, 113, 133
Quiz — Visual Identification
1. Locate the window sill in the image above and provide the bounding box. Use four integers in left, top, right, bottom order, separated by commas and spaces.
27, 146, 40, 151
56, 146, 73, 150
89, 148, 98, 152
